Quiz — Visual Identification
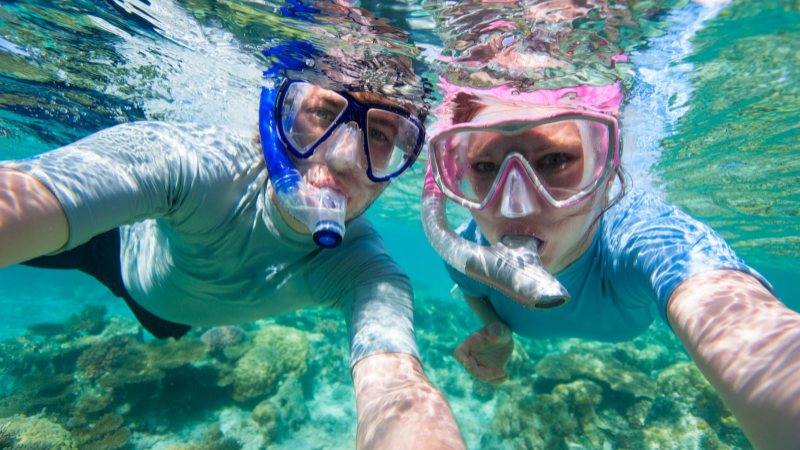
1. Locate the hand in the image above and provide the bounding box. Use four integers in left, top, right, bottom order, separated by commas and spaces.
454, 321, 514, 385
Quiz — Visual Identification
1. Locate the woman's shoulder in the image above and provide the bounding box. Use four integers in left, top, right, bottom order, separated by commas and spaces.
602, 188, 684, 228
600, 187, 717, 251
454, 217, 491, 246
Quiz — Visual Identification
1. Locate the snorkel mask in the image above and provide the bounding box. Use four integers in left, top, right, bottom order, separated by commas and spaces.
422, 83, 623, 309
260, 85, 347, 248
259, 79, 425, 248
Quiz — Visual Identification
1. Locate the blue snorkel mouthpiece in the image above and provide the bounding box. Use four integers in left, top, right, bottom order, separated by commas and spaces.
313, 221, 344, 248
259, 84, 347, 248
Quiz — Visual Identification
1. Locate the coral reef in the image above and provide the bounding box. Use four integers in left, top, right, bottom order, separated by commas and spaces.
0, 288, 756, 450
163, 427, 242, 450
0, 338, 61, 377
471, 378, 498, 401
68, 414, 130, 450
0, 371, 75, 418
25, 305, 107, 339
64, 305, 108, 337
0, 415, 77, 450
76, 336, 134, 379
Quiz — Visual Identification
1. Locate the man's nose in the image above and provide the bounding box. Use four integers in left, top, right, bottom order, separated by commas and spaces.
320, 122, 363, 172
499, 163, 539, 218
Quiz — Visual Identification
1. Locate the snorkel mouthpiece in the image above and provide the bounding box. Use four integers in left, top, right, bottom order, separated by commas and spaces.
422, 165, 570, 309
260, 86, 347, 248
467, 235, 570, 309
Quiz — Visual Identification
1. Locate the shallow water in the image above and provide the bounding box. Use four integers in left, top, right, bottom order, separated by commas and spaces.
1, 0, 798, 449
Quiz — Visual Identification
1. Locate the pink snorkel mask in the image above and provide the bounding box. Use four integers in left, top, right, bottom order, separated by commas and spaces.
430, 107, 621, 215
421, 82, 623, 310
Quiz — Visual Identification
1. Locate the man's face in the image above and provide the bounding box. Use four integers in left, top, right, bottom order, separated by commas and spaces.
287, 86, 417, 222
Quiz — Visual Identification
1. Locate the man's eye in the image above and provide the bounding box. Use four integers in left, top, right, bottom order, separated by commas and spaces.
314, 109, 336, 121
369, 128, 387, 142
536, 153, 571, 173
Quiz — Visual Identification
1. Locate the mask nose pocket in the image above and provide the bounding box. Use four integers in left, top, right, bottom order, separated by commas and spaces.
320, 122, 363, 170
500, 164, 537, 218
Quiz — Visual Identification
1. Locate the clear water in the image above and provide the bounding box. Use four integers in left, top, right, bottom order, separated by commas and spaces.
0, 0, 798, 449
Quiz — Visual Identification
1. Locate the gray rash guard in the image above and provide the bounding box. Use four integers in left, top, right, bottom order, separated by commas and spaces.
2, 121, 418, 369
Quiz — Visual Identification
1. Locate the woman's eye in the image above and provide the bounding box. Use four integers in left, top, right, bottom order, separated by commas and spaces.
472, 162, 499, 175
536, 153, 571, 173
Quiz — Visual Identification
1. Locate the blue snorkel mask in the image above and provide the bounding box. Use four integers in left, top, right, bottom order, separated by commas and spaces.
259, 78, 425, 248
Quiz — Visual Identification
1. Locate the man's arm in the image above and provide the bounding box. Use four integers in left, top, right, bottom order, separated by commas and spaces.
668, 269, 800, 450
0, 169, 68, 268
352, 352, 466, 450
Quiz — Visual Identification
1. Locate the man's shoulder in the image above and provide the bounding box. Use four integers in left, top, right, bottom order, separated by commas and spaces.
341, 215, 381, 242
102, 121, 261, 164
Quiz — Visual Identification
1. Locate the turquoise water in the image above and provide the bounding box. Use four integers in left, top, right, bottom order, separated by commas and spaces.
1, 0, 798, 449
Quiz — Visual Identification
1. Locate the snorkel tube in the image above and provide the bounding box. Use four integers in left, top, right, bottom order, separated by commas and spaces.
422, 165, 570, 309
259, 86, 347, 248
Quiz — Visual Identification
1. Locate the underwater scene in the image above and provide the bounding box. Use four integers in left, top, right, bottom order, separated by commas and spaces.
0, 0, 798, 449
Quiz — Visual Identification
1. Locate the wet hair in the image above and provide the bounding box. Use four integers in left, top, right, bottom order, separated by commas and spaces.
590, 164, 629, 228
450, 92, 487, 124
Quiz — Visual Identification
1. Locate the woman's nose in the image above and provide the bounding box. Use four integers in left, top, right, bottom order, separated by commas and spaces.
319, 122, 363, 172
499, 164, 539, 218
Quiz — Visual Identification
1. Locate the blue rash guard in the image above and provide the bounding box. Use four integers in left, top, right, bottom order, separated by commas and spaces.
446, 189, 776, 342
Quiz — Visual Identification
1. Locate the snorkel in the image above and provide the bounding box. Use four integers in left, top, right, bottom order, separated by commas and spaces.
422, 165, 570, 309
259, 85, 347, 248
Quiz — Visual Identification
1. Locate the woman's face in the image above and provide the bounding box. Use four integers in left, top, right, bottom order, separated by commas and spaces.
465, 120, 612, 273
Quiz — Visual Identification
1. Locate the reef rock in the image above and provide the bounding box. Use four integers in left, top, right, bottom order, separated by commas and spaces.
492, 380, 604, 450
534, 349, 656, 399
201, 327, 247, 354
269, 373, 310, 431
225, 325, 309, 401
0, 415, 78, 449
251, 400, 279, 442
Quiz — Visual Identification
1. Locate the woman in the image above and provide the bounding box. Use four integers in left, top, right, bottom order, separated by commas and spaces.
421, 83, 800, 450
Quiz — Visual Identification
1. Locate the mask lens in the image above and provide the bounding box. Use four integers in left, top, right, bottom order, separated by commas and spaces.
281, 83, 348, 155
433, 118, 611, 206
365, 109, 421, 178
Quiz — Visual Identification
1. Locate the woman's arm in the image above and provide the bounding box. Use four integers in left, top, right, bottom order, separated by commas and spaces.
352, 352, 465, 450
463, 292, 503, 326
668, 269, 800, 450
0, 169, 68, 268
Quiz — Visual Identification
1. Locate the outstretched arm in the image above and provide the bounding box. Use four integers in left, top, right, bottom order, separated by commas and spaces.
0, 169, 68, 268
352, 352, 465, 450
668, 269, 800, 450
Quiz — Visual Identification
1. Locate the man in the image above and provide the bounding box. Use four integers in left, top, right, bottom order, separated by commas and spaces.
0, 67, 466, 449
